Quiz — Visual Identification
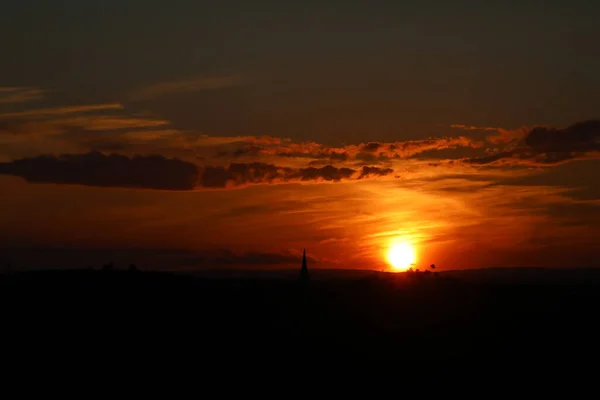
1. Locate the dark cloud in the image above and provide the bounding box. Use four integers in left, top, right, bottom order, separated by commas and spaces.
200, 166, 233, 188
199, 162, 370, 187
292, 165, 355, 182
0, 152, 199, 190
525, 120, 600, 153
228, 146, 349, 162
200, 162, 291, 188
362, 142, 381, 152
357, 166, 395, 179
1, 154, 396, 190
464, 120, 600, 166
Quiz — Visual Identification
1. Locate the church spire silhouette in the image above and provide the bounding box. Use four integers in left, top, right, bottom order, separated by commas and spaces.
300, 248, 309, 283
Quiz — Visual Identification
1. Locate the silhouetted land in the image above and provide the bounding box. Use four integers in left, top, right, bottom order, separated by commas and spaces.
3, 268, 600, 364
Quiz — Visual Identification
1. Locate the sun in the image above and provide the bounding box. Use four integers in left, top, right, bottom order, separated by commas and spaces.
387, 242, 416, 271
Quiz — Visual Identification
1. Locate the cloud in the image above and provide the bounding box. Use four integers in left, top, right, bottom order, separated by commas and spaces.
128, 76, 244, 101
200, 162, 291, 188
450, 124, 499, 131
486, 126, 531, 145
463, 120, 600, 166
49, 116, 170, 131
362, 142, 382, 152
0, 152, 199, 190
0, 152, 396, 190
451, 123, 531, 144
0, 105, 160, 136
384, 137, 483, 157
224, 136, 483, 162
464, 147, 581, 167
0, 104, 176, 160
0, 95, 482, 169
292, 165, 355, 181
0, 104, 124, 119
194, 135, 287, 147
0, 87, 44, 104
357, 166, 395, 179
525, 120, 600, 152
464, 150, 520, 165
199, 162, 389, 188
0, 115, 168, 137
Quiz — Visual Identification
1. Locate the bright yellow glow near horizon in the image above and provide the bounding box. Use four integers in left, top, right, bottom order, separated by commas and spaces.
387, 242, 417, 271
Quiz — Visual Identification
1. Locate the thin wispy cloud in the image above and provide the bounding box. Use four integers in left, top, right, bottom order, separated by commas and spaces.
0, 102, 171, 160
0, 103, 124, 119
450, 124, 499, 131
0, 87, 44, 104
128, 75, 244, 101
50, 116, 170, 131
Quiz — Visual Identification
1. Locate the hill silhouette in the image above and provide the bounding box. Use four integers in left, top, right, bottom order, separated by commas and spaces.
3, 267, 600, 365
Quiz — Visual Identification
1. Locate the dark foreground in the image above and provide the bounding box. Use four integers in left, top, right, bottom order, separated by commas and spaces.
2, 269, 600, 365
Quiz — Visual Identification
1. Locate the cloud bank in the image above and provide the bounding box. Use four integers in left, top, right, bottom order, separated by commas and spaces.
464, 120, 600, 166
0, 153, 396, 190
0, 152, 199, 190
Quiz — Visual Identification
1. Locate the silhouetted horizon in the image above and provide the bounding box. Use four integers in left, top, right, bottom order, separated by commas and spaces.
4, 264, 600, 364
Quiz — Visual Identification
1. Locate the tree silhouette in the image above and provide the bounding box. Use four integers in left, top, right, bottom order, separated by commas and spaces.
102, 261, 114, 271
429, 264, 438, 278
128, 263, 138, 272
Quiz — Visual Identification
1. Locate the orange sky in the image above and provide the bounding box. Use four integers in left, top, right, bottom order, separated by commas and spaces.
0, 102, 598, 270
2, 3, 600, 270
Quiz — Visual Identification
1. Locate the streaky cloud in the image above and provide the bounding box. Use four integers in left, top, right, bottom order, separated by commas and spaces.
128, 75, 244, 101
0, 104, 124, 119
0, 87, 44, 104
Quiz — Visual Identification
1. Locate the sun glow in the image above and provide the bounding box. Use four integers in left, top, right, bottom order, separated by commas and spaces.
387, 242, 416, 271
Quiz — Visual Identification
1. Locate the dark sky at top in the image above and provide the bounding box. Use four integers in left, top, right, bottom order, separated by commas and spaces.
3, 1, 599, 143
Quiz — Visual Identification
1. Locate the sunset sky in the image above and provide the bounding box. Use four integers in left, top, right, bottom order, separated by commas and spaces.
1, 1, 599, 271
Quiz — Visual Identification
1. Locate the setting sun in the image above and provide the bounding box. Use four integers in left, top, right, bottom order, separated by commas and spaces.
387, 242, 416, 271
